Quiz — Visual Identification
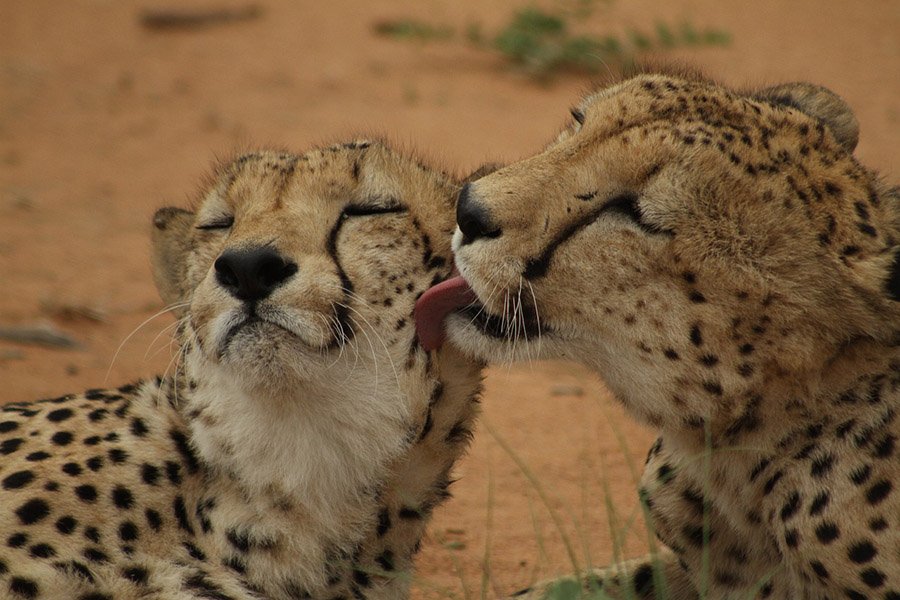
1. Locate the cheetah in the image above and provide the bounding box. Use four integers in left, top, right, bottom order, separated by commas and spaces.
0, 142, 482, 600
416, 71, 900, 597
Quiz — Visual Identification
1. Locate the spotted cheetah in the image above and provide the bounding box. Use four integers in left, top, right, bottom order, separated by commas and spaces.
416, 72, 900, 597
0, 142, 482, 600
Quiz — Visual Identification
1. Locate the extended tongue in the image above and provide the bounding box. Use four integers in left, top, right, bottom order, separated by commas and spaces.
414, 275, 477, 351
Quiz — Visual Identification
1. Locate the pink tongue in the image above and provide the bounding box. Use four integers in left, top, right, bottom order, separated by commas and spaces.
414, 275, 477, 351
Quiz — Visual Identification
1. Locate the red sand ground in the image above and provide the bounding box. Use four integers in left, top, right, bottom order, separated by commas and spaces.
2, 1, 898, 597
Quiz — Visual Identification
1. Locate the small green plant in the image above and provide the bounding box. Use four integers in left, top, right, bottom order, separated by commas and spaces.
372, 4, 731, 80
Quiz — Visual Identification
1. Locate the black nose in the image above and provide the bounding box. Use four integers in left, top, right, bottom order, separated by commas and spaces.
214, 246, 298, 302
457, 183, 501, 245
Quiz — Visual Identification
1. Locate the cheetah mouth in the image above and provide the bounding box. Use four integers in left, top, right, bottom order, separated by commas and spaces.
414, 275, 545, 350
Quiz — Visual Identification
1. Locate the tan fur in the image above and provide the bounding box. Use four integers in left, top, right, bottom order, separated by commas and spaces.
0, 142, 482, 600
447, 73, 900, 598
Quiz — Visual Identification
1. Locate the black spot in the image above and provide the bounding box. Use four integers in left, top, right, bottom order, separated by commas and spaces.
223, 555, 246, 574
869, 517, 888, 532
689, 291, 706, 303
663, 348, 680, 360
9, 577, 39, 599
82, 547, 109, 563
699, 354, 719, 367
784, 528, 799, 548
55, 516, 77, 534
7, 532, 28, 547
119, 521, 139, 542
809, 491, 829, 516
29, 543, 56, 558
62, 462, 82, 476
681, 524, 706, 548
183, 541, 206, 561
815, 521, 839, 543
398, 506, 422, 519
810, 454, 835, 478
376, 549, 395, 572
810, 560, 828, 580
88, 408, 107, 422
848, 540, 877, 563
169, 429, 200, 473
1, 437, 24, 455
145, 508, 163, 531
227, 529, 251, 553
3, 470, 35, 490
0, 420, 19, 433
80, 593, 113, 600
850, 464, 872, 485
173, 496, 194, 534
84, 526, 101, 543
376, 508, 391, 537
51, 431, 73, 446
859, 567, 886, 588
887, 250, 900, 301
108, 448, 128, 464
690, 324, 703, 346
82, 435, 101, 446
15, 498, 50, 525
866, 480, 892, 505
86, 456, 103, 472
164, 460, 183, 485
702, 381, 723, 396
141, 463, 161, 485
762, 470, 784, 495
780, 492, 801, 521
130, 418, 149, 437
122, 565, 149, 585
75, 484, 98, 503
46, 408, 73, 422
112, 485, 134, 509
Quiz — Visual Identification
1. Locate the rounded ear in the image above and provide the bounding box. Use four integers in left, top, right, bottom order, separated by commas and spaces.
755, 82, 859, 153
151, 207, 195, 313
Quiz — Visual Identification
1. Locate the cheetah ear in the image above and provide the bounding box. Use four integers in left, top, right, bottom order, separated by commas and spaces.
151, 207, 195, 314
756, 82, 859, 153
463, 163, 503, 184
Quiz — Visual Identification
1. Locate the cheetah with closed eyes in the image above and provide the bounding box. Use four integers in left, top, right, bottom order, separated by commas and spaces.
416, 71, 900, 598
0, 141, 482, 600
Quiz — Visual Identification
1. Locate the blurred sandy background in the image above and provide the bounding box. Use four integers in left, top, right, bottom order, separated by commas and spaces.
1, 1, 898, 596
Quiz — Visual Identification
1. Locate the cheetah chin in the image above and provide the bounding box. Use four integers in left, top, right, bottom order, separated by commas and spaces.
428, 71, 900, 598
0, 141, 482, 600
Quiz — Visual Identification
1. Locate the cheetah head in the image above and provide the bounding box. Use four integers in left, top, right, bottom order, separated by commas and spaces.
151, 142, 457, 398
422, 73, 900, 430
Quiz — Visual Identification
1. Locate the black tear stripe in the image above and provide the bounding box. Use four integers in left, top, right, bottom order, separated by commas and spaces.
325, 216, 357, 348
524, 193, 673, 280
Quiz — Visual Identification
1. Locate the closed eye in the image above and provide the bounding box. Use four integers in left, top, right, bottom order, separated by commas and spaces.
342, 202, 407, 217
195, 215, 234, 230
601, 193, 673, 236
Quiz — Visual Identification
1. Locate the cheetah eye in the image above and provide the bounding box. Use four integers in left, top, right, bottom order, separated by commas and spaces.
342, 201, 407, 218
195, 215, 234, 230
570, 108, 585, 126
601, 193, 673, 237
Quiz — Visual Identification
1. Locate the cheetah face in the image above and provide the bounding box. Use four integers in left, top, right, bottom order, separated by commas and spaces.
152, 142, 456, 392
430, 74, 899, 428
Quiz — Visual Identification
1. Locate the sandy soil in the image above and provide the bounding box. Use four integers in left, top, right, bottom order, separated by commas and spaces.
1, 0, 898, 596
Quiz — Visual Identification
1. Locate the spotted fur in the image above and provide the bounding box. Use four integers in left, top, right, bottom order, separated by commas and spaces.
447, 72, 900, 598
0, 142, 482, 600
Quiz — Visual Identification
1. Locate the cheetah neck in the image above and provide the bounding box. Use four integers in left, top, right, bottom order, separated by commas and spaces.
180, 353, 420, 538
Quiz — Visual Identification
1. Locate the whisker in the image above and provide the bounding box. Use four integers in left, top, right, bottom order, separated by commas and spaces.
105, 301, 191, 384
